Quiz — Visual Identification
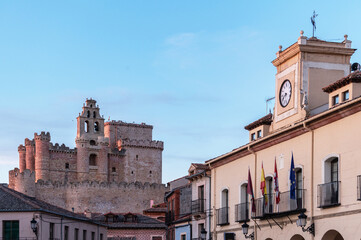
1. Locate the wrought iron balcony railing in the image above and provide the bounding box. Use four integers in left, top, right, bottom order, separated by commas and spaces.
216, 207, 229, 225
192, 199, 206, 214
317, 181, 340, 208
235, 202, 249, 222
251, 190, 305, 219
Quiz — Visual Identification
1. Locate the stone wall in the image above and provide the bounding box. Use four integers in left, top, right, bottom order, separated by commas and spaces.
35, 180, 169, 214
179, 185, 192, 216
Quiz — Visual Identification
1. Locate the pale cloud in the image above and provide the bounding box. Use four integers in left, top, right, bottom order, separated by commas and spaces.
165, 33, 197, 47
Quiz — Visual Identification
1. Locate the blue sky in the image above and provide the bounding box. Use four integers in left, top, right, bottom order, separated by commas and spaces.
0, 1, 360, 183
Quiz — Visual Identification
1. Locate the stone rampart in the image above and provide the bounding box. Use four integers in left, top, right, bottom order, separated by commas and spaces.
34, 180, 169, 214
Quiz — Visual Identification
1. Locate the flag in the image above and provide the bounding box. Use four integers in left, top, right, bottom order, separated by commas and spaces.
274, 158, 280, 205
247, 168, 256, 213
260, 162, 268, 205
290, 152, 296, 200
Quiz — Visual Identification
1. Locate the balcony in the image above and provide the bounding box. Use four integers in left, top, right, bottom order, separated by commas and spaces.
216, 207, 229, 225
235, 202, 249, 222
357, 175, 361, 201
192, 199, 206, 215
317, 181, 340, 208
251, 190, 305, 219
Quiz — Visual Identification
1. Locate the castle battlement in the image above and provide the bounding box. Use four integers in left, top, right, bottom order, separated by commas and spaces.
34, 131, 51, 141
50, 143, 76, 152
105, 120, 153, 129
18, 144, 26, 152
122, 139, 164, 149
24, 138, 35, 146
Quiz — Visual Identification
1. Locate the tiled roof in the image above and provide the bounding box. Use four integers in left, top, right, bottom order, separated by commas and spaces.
92, 213, 166, 229
191, 163, 209, 170
244, 113, 273, 130
323, 71, 361, 93
0, 185, 100, 225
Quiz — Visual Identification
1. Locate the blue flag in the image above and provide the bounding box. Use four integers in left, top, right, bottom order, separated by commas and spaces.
290, 152, 296, 200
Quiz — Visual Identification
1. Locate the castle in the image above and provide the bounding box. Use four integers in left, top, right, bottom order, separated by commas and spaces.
8, 98, 168, 213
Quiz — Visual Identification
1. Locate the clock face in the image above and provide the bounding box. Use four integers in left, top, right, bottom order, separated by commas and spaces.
279, 80, 292, 107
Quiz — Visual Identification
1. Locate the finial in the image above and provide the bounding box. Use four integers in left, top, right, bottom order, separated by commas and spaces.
300, 30, 304, 36
279, 45, 282, 51
344, 34, 348, 41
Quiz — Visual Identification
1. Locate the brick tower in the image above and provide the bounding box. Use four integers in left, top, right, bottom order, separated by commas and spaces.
75, 98, 109, 181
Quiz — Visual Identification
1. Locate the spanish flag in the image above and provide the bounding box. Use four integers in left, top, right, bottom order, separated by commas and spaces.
260, 162, 268, 205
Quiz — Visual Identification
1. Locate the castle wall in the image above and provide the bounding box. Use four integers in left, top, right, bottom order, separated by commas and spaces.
123, 145, 162, 184
49, 150, 77, 183
35, 180, 169, 214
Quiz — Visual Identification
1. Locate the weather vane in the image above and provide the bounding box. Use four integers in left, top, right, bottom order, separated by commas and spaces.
310, 10, 318, 38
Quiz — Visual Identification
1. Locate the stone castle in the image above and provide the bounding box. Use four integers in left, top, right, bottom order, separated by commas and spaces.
9, 98, 168, 213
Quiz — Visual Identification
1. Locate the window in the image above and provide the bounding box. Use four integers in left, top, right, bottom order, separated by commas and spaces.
136, 155, 139, 160
91, 232, 95, 240
251, 133, 256, 141
112, 167, 116, 172
64, 226, 69, 240
257, 130, 262, 138
50, 222, 54, 239
89, 154, 97, 166
332, 95, 339, 105
87, 111, 90, 118
75, 228, 79, 240
94, 122, 99, 132
295, 168, 303, 209
65, 163, 69, 169
221, 189, 228, 208
2, 220, 19, 240
90, 140, 96, 146
100, 234, 103, 240
198, 223, 205, 238
265, 177, 273, 213
324, 156, 339, 183
93, 111, 96, 118
84, 121, 89, 133
237, 183, 249, 222
181, 233, 186, 240
83, 230, 87, 240
152, 236, 162, 240
319, 156, 340, 207
342, 90, 349, 101
331, 159, 338, 182
149, 170, 152, 174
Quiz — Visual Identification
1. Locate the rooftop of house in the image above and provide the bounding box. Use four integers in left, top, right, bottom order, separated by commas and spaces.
92, 212, 166, 229
244, 113, 273, 131
0, 185, 101, 226
323, 70, 361, 93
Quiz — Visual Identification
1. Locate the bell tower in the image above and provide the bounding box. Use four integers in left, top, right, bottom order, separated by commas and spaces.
75, 98, 109, 181
271, 32, 356, 131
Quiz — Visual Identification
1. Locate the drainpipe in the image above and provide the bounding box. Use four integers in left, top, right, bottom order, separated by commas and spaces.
60, 216, 63, 240
303, 122, 314, 240
247, 145, 257, 239
204, 168, 212, 240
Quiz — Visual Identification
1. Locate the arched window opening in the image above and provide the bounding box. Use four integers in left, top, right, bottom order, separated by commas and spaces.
93, 111, 96, 118
90, 140, 96, 146
84, 121, 89, 133
112, 167, 116, 172
89, 154, 97, 166
87, 111, 90, 118
149, 170, 152, 174
136, 155, 139, 160
90, 104, 92, 108
320, 156, 340, 207
295, 168, 303, 210
324, 157, 339, 183
221, 189, 228, 208
65, 163, 69, 169
94, 122, 99, 132
237, 183, 248, 222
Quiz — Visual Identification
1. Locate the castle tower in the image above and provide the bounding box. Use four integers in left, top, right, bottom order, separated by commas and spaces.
75, 98, 109, 181
25, 138, 35, 172
18, 145, 26, 172
34, 132, 51, 181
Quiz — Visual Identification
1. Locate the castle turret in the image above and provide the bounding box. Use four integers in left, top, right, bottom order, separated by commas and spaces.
75, 98, 109, 181
34, 132, 51, 181
18, 145, 26, 172
25, 138, 35, 172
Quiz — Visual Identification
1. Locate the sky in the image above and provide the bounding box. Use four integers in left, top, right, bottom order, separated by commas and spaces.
0, 0, 360, 184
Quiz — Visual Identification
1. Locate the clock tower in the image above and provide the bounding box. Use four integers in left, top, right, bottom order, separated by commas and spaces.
271, 31, 356, 131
